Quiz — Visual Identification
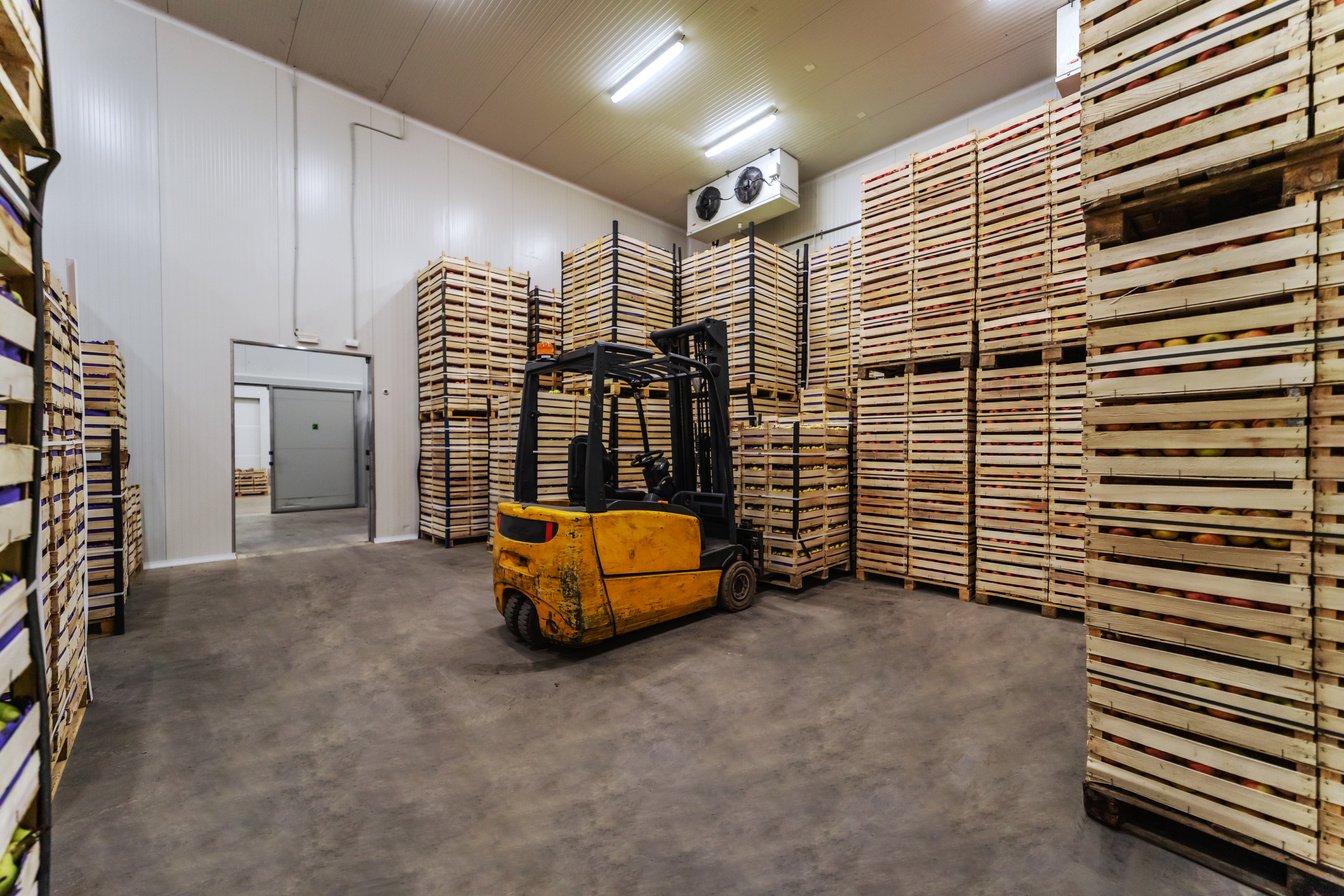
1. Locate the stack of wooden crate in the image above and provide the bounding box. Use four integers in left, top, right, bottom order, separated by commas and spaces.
81, 340, 123, 452
735, 420, 851, 588
681, 232, 802, 423
855, 363, 975, 594
1078, 0, 1344, 881
1049, 96, 1086, 345
232, 468, 268, 496
806, 241, 860, 389
82, 340, 128, 632
416, 256, 533, 543
973, 350, 1087, 615
560, 224, 676, 351
39, 274, 86, 769
976, 106, 1053, 352
418, 407, 490, 544
124, 482, 142, 578
417, 256, 530, 415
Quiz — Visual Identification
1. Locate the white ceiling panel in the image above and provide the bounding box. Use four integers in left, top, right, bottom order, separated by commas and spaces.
151, 0, 1063, 226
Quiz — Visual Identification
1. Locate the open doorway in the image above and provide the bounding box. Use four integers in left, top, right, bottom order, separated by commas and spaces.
231, 342, 373, 556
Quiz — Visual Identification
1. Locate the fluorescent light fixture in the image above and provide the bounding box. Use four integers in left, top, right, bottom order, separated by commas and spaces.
610, 32, 685, 104
705, 107, 778, 159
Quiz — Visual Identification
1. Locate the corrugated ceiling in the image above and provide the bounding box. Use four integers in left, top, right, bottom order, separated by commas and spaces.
150, 0, 1061, 226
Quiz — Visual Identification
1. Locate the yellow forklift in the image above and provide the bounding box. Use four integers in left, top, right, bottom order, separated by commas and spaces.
493, 319, 760, 648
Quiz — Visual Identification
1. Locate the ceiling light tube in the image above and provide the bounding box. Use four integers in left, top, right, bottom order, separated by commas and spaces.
705, 107, 778, 159
610, 32, 686, 104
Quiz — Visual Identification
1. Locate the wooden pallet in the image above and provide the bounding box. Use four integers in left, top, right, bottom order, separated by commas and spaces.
853, 566, 973, 602
1085, 782, 1344, 896
1080, 0, 1313, 207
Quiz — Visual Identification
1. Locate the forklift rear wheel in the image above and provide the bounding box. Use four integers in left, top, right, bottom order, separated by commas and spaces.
503, 593, 523, 637
718, 560, 757, 612
515, 598, 547, 649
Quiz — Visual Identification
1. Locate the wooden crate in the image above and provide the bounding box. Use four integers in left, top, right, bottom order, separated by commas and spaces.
1080, 0, 1312, 206
1313, 0, 1344, 137
975, 360, 1050, 604
232, 468, 268, 497
735, 421, 851, 588
1084, 173, 1323, 863
1051, 359, 1088, 609
417, 255, 530, 417
561, 228, 675, 351
681, 235, 801, 392
418, 413, 490, 543
806, 240, 860, 388
1051, 96, 1088, 346
976, 105, 1054, 353
855, 363, 974, 593
1086, 629, 1318, 863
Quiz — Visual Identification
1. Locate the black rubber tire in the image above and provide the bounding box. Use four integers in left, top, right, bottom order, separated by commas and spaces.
515, 598, 547, 649
503, 593, 523, 637
717, 560, 757, 612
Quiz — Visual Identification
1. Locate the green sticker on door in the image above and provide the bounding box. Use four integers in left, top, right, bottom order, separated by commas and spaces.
312, 423, 319, 430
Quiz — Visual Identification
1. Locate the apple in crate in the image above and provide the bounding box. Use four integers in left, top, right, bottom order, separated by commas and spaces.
1192, 533, 1226, 546
1188, 760, 1217, 775
1240, 779, 1279, 796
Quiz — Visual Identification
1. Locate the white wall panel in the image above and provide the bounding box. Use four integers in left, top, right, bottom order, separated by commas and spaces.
512, 167, 566, 292
448, 141, 515, 266
44, 0, 170, 562
46, 0, 686, 564
368, 120, 450, 538
156, 24, 281, 561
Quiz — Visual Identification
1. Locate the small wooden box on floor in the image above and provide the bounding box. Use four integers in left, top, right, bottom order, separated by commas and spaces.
233, 468, 268, 497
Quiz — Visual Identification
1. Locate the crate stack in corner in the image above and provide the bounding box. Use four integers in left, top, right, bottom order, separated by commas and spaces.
1078, 0, 1344, 883
39, 273, 86, 771
82, 341, 132, 635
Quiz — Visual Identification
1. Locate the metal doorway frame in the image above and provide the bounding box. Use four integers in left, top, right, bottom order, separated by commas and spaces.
229, 339, 375, 554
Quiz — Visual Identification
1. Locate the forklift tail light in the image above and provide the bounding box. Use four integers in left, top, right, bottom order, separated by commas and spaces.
497, 513, 559, 544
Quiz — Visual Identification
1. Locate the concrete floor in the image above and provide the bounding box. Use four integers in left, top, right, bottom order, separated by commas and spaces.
53, 541, 1256, 896
234, 495, 368, 556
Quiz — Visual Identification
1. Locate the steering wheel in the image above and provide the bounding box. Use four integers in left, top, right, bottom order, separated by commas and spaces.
630, 450, 666, 469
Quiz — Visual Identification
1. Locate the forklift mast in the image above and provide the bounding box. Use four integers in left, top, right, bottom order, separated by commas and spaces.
511, 318, 741, 546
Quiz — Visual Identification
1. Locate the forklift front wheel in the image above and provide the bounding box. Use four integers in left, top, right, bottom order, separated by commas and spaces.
718, 560, 757, 613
